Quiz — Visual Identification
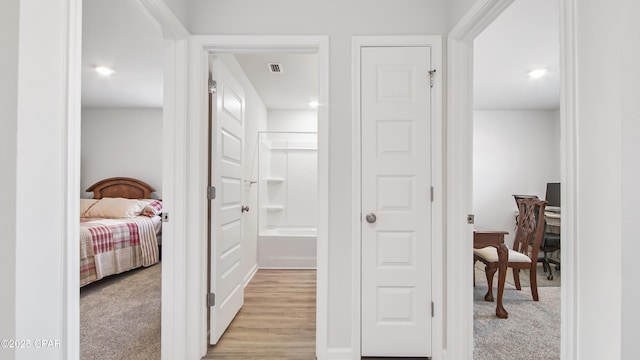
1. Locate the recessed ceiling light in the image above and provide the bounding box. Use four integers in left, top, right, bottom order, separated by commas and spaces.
528, 68, 548, 79
309, 101, 319, 108
94, 66, 115, 76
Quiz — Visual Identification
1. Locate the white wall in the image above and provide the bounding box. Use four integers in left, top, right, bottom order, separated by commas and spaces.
11, 0, 75, 358
576, 0, 628, 357
189, 0, 448, 348
81, 108, 163, 198
267, 109, 317, 133
0, 0, 19, 356
217, 54, 269, 283
621, 0, 640, 357
473, 110, 560, 244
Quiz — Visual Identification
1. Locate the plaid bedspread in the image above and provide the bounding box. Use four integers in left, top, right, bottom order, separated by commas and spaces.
80, 216, 159, 287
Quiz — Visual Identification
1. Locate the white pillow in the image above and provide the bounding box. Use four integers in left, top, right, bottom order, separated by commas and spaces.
84, 197, 147, 218
80, 198, 99, 218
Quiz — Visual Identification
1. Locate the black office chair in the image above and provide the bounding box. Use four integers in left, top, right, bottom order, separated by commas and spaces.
540, 183, 561, 280
539, 223, 560, 280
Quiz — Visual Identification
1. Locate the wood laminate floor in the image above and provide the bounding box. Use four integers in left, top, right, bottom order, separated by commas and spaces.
204, 269, 316, 360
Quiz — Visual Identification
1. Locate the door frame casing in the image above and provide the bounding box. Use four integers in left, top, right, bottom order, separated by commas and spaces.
189, 35, 330, 359
446, 0, 577, 359
351, 35, 444, 360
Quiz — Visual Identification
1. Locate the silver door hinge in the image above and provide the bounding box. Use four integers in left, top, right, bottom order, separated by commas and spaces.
207, 293, 215, 307
428, 69, 436, 88
431, 301, 434, 317
162, 213, 169, 223
467, 214, 475, 224
430, 186, 434, 202
207, 186, 216, 200
208, 79, 217, 94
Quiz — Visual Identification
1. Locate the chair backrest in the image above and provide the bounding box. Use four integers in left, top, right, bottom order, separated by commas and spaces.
513, 197, 548, 261
513, 194, 538, 208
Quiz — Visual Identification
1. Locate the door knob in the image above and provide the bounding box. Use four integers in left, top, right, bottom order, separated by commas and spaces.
365, 213, 377, 223
241, 206, 250, 213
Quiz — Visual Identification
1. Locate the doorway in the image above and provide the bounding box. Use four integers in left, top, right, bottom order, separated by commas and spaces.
189, 36, 329, 359
206, 53, 320, 354
471, 0, 561, 357
447, 0, 575, 358
79, 1, 165, 358
70, 1, 188, 359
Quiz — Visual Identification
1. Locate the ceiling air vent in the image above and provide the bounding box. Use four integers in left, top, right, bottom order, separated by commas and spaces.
267, 63, 283, 73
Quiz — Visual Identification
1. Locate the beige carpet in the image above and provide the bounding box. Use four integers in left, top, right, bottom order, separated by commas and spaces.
474, 268, 561, 360
475, 262, 561, 288
80, 263, 161, 360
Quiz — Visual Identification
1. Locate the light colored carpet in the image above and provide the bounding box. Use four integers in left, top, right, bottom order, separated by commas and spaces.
80, 263, 161, 360
508, 263, 561, 288
476, 262, 561, 288
474, 268, 560, 360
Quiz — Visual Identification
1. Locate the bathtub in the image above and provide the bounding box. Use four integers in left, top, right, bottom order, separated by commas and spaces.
258, 228, 317, 268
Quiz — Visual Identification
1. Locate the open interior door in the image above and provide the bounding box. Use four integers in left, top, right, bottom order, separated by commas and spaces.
209, 56, 245, 345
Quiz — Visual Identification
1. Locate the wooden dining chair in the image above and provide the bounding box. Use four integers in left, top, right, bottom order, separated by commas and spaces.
474, 197, 548, 301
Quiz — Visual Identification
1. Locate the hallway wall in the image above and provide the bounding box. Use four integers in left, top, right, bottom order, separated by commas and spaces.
189, 0, 448, 348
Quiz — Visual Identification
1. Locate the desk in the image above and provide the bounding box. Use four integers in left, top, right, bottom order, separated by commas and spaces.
474, 228, 509, 319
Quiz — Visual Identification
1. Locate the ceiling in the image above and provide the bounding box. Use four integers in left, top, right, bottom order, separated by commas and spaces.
81, 0, 164, 108
82, 0, 317, 110
234, 53, 318, 110
474, 0, 560, 110
82, 0, 558, 111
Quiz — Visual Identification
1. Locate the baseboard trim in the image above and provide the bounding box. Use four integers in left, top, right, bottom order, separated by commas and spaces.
327, 347, 353, 360
258, 266, 317, 270
243, 264, 258, 288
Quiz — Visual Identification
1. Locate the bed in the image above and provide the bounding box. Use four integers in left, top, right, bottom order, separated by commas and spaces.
80, 177, 162, 287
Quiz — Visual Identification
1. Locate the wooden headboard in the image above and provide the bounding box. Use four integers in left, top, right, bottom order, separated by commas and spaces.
86, 177, 156, 199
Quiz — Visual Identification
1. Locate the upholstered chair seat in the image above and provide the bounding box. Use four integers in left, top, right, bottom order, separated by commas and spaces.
474, 247, 532, 263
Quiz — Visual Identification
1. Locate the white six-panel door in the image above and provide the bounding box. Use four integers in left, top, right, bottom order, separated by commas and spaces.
361, 46, 433, 357
209, 57, 245, 345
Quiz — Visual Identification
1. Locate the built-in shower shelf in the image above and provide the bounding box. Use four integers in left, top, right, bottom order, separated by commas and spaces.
265, 178, 285, 183
264, 205, 285, 212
